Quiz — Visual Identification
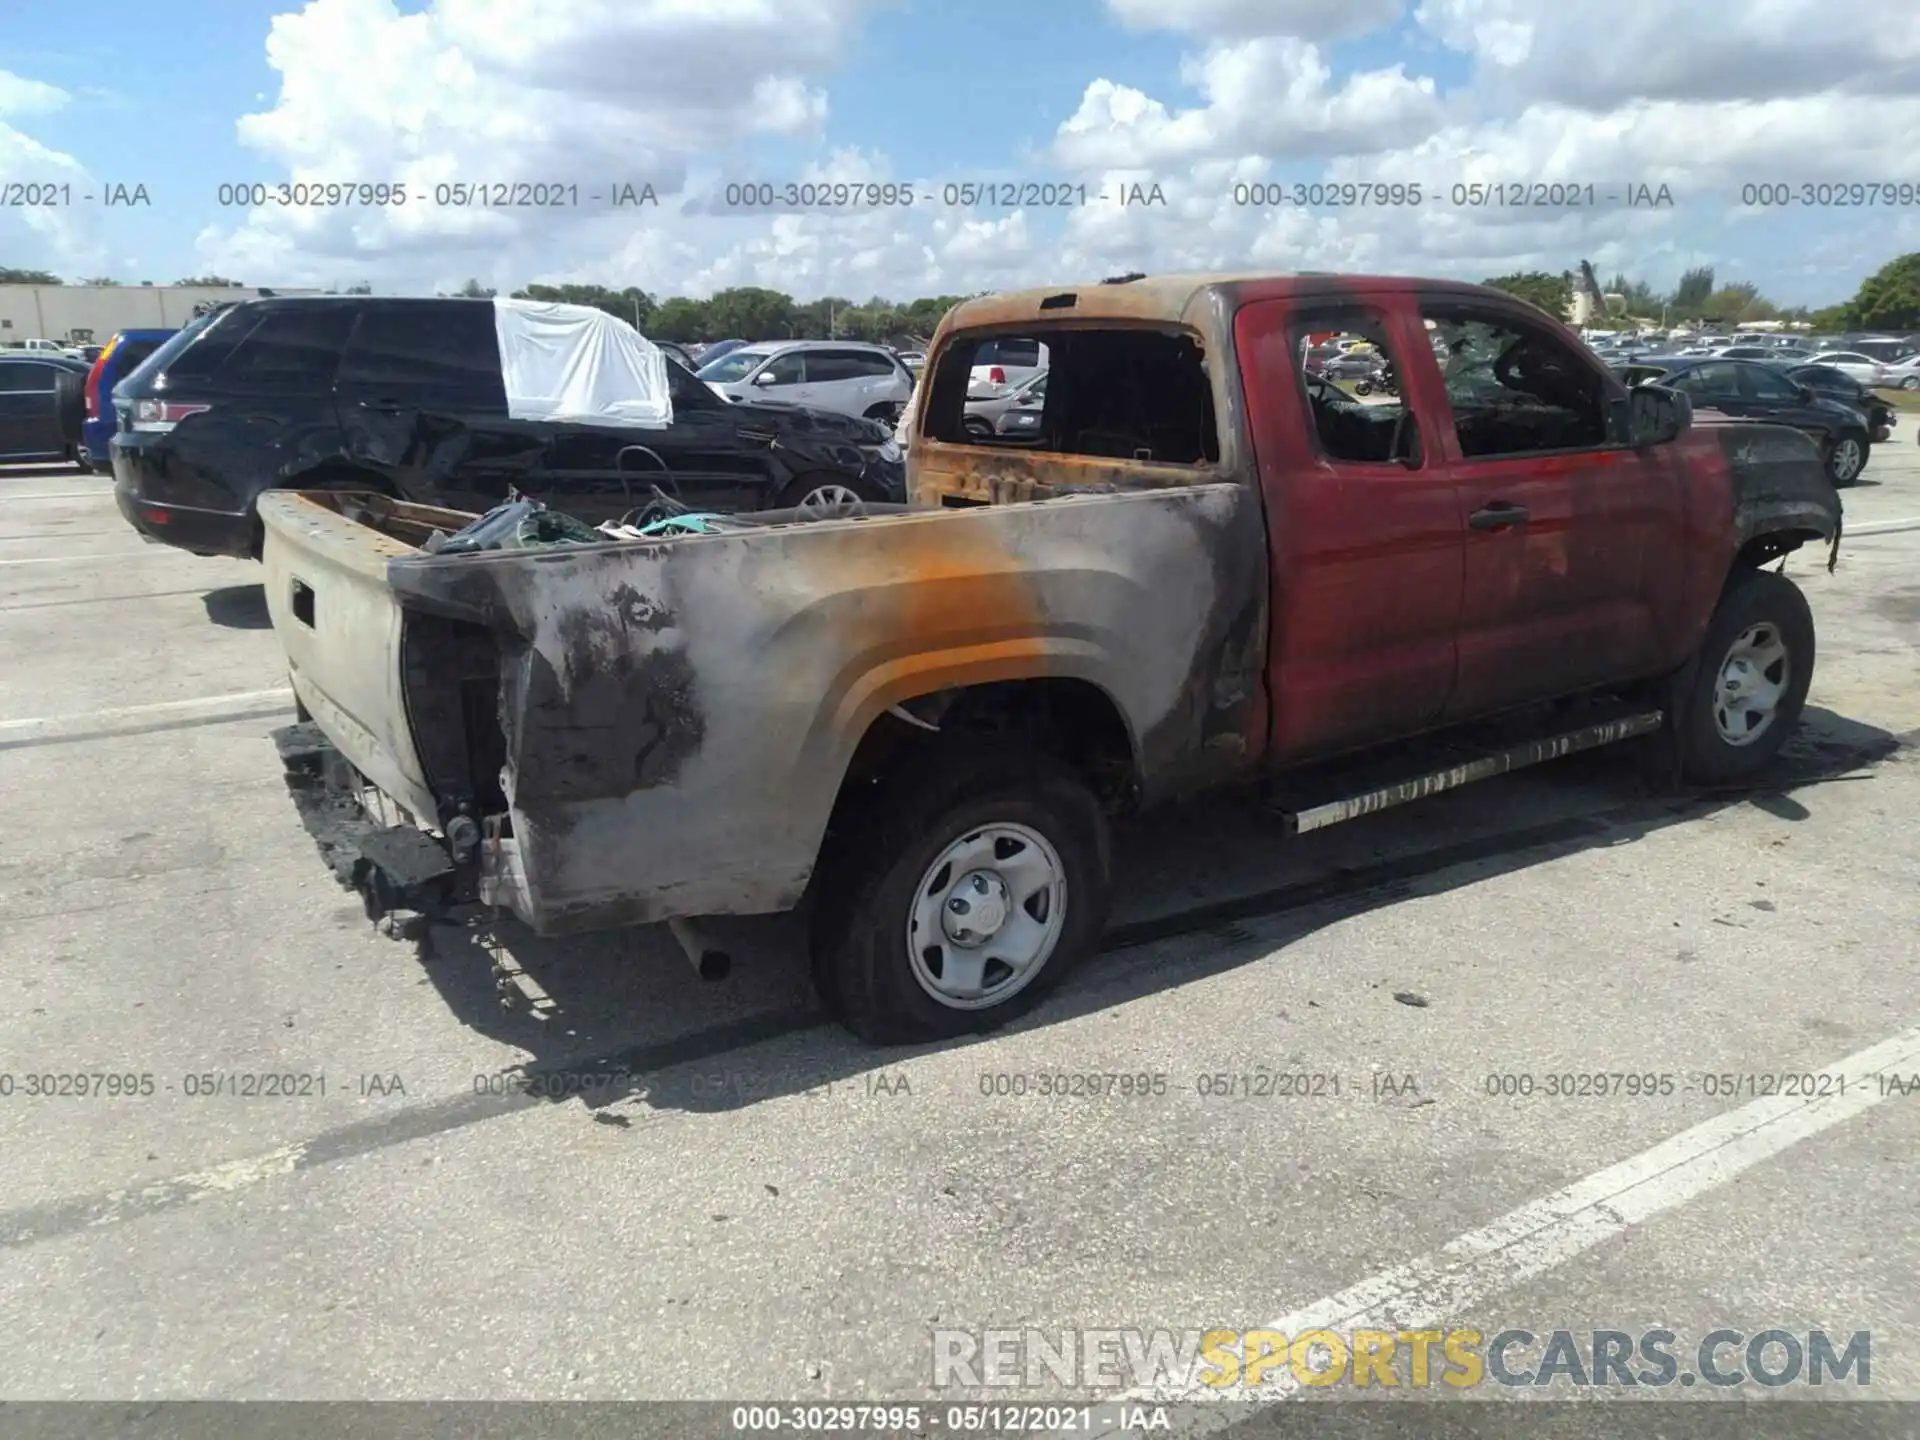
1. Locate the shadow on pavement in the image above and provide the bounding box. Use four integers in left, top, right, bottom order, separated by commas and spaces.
281, 705, 1908, 1123
202, 583, 270, 629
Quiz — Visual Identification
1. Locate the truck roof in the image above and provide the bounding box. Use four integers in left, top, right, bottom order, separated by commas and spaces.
943, 272, 1530, 330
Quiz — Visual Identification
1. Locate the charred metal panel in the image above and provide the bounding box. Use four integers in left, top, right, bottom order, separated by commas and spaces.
374, 486, 1267, 934
1700, 418, 1843, 553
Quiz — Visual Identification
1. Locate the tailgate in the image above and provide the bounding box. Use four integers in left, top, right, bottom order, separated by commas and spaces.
258, 491, 443, 829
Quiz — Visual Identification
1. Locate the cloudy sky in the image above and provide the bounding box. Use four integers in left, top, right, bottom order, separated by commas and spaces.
3, 0, 1919, 306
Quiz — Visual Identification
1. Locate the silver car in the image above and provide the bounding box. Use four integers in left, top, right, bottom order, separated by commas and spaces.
962, 369, 1047, 437
697, 340, 915, 422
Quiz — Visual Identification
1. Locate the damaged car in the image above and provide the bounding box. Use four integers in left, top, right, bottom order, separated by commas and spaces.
258, 272, 1842, 1045
111, 296, 904, 558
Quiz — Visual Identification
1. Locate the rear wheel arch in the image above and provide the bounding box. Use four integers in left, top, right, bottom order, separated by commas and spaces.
818, 677, 1143, 858
282, 462, 399, 495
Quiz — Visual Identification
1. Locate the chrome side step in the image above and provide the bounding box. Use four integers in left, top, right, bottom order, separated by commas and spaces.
1275, 712, 1665, 836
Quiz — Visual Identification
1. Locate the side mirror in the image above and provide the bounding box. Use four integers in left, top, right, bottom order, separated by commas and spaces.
1628, 383, 1691, 447
751, 370, 777, 386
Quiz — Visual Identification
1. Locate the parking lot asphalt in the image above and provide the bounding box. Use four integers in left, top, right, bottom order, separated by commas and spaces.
0, 448, 1917, 1426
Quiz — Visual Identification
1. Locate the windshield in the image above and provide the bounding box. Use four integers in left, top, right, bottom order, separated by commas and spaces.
696, 350, 770, 382
114, 313, 214, 391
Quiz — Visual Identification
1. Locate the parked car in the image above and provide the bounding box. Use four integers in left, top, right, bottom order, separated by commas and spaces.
1615, 356, 1872, 484
697, 340, 915, 422
696, 338, 750, 366
958, 369, 1046, 437
1807, 351, 1894, 387
0, 353, 89, 466
259, 271, 1838, 1043
80, 329, 177, 472
1876, 354, 1920, 391
1779, 363, 1897, 440
1711, 345, 1781, 360
896, 350, 926, 376
1841, 337, 1917, 365
655, 340, 699, 371
967, 335, 1049, 396
3, 337, 82, 359
110, 296, 905, 558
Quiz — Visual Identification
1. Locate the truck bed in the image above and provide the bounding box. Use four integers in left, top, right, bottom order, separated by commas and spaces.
258, 484, 1270, 934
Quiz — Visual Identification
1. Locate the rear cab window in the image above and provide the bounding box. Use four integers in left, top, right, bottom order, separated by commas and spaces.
923, 327, 1219, 468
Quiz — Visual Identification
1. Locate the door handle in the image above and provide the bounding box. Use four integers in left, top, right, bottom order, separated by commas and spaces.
1468, 501, 1529, 530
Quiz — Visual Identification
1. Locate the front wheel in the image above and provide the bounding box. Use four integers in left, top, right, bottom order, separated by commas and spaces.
1675, 568, 1814, 786
808, 747, 1111, 1044
1901, 376, 1919, 391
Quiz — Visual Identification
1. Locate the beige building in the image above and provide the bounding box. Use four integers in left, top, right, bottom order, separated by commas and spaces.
0, 284, 328, 345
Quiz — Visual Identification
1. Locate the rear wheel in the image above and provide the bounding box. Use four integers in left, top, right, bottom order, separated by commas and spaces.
1675, 568, 1814, 785
809, 746, 1111, 1044
72, 449, 95, 474
864, 401, 905, 425
962, 415, 993, 440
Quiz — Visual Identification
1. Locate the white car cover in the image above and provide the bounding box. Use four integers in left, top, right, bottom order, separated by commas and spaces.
491, 297, 673, 429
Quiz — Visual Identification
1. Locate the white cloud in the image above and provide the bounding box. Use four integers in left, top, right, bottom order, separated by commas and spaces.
0, 72, 113, 278
1414, 0, 1920, 107
0, 69, 70, 117
195, 0, 886, 288
1054, 38, 1442, 169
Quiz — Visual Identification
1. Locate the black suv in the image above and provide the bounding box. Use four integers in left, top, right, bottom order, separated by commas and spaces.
111, 297, 904, 558
1613, 356, 1873, 485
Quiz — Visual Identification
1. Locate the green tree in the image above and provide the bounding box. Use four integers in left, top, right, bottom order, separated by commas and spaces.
345, 282, 373, 295
0, 267, 62, 284
1700, 282, 1774, 324
80, 276, 120, 286
454, 278, 496, 299
1846, 251, 1920, 331
704, 286, 796, 340
1669, 266, 1714, 316
1483, 270, 1573, 318
649, 296, 711, 343
176, 275, 242, 286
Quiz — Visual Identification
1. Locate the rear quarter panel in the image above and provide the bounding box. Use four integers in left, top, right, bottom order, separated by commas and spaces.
390, 489, 1268, 933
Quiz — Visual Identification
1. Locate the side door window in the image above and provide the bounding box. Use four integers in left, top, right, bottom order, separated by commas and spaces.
1290, 316, 1419, 466
1669, 363, 1741, 405
337, 303, 506, 405
756, 351, 807, 389
1421, 308, 1609, 457
1736, 364, 1804, 405
211, 307, 355, 390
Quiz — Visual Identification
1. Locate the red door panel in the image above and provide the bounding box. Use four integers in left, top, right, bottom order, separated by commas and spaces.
1234, 296, 1465, 764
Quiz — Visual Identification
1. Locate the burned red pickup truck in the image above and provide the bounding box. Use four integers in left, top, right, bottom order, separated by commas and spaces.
259, 272, 1841, 1044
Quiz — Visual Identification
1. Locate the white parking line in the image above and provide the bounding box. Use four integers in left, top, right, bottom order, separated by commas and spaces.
1846, 516, 1920, 536
1078, 1020, 1920, 1432
0, 491, 114, 502
0, 551, 171, 567
0, 688, 294, 741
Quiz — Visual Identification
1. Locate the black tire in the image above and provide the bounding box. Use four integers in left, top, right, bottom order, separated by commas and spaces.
808, 745, 1111, 1045
962, 416, 993, 440
863, 401, 904, 424
73, 449, 95, 474
1675, 568, 1814, 786
54, 371, 85, 445
777, 471, 887, 513
1353, 379, 1373, 396
1824, 430, 1868, 486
